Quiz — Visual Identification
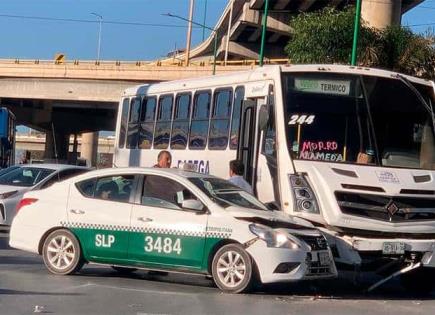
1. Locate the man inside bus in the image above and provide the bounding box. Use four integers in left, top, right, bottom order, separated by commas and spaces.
153, 150, 172, 168
228, 160, 253, 194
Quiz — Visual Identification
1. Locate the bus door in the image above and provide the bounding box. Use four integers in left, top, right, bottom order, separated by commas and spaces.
238, 99, 257, 188
238, 84, 278, 205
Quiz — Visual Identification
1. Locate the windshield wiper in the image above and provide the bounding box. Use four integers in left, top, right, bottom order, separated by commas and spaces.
215, 189, 242, 193
396, 74, 435, 134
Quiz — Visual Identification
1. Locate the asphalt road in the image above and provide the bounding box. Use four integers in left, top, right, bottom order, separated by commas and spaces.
1, 238, 435, 315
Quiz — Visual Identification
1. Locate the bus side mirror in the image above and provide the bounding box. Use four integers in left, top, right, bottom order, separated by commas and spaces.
258, 105, 270, 131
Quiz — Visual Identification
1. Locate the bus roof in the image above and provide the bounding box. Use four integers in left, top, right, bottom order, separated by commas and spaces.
121, 64, 433, 97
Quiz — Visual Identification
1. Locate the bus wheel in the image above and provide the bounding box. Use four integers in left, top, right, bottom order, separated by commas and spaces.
400, 267, 435, 294
111, 266, 137, 274
42, 229, 84, 275
212, 244, 254, 293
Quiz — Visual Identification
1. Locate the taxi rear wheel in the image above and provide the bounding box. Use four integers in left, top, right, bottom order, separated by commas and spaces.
212, 244, 254, 293
42, 229, 83, 275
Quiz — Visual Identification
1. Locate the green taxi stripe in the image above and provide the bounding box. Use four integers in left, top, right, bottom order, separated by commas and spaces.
60, 221, 232, 238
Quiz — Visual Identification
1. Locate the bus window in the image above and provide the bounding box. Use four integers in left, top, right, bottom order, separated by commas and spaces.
189, 91, 211, 150
154, 95, 174, 149
139, 97, 156, 149
229, 86, 245, 150
126, 97, 141, 149
171, 93, 191, 149
118, 98, 130, 148
209, 88, 232, 150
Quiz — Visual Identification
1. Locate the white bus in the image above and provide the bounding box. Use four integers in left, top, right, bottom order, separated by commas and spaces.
114, 65, 435, 291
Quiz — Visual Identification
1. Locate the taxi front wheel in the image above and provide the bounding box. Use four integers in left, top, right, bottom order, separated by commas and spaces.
212, 244, 254, 293
42, 229, 84, 275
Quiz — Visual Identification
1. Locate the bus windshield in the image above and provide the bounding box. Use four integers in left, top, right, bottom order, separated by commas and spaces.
189, 177, 268, 211
283, 73, 435, 170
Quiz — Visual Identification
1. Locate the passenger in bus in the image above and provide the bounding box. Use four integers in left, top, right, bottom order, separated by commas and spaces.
356, 149, 375, 164
153, 150, 172, 168
228, 160, 253, 194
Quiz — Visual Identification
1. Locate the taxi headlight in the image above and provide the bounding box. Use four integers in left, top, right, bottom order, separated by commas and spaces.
249, 224, 300, 249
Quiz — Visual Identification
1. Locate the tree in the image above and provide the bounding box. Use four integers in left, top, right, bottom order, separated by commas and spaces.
284, 7, 435, 79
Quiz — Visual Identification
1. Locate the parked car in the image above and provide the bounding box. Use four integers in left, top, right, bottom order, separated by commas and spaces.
0, 164, 89, 226
0, 165, 20, 177
9, 167, 337, 293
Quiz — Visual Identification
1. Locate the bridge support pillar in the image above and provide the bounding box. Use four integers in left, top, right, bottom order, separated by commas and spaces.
362, 0, 402, 29
44, 131, 70, 162
81, 132, 98, 167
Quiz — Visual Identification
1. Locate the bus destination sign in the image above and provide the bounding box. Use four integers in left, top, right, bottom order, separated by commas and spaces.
294, 78, 351, 96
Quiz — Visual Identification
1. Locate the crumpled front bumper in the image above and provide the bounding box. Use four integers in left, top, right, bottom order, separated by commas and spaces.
245, 238, 337, 284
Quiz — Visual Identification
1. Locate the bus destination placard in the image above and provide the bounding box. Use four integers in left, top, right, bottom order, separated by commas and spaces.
294, 79, 350, 96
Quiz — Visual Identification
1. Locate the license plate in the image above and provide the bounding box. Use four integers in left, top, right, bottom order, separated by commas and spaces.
382, 242, 405, 255
318, 252, 330, 266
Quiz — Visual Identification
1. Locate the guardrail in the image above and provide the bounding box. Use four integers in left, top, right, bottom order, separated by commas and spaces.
0, 58, 290, 67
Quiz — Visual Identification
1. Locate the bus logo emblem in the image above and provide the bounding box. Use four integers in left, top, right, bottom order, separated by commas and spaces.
385, 200, 399, 219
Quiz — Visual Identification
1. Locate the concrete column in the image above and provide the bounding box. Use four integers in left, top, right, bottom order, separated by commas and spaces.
44, 131, 69, 162
44, 131, 54, 159
81, 132, 98, 167
362, 0, 402, 29
56, 134, 69, 161
68, 134, 79, 165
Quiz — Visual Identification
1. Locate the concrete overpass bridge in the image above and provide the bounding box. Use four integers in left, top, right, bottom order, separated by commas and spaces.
174, 0, 423, 63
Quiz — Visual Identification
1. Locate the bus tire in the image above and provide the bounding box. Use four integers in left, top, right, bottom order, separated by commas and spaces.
42, 229, 84, 275
212, 243, 254, 293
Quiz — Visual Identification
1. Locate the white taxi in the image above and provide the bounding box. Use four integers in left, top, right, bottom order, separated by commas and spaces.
9, 168, 337, 293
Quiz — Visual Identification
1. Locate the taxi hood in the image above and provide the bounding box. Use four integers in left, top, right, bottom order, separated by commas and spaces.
226, 206, 316, 230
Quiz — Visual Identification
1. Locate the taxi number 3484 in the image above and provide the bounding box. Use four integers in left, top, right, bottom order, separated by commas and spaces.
144, 236, 182, 255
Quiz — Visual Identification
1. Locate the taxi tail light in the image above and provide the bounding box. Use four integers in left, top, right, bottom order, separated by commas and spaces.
16, 198, 38, 213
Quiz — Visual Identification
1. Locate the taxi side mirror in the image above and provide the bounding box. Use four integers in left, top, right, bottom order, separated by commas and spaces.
182, 199, 204, 212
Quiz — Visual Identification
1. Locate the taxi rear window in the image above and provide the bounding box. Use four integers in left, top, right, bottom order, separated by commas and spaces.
76, 178, 96, 197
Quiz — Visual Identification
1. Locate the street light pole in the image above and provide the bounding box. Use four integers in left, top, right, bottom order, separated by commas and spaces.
163, 13, 217, 75
202, 0, 208, 41
185, 0, 195, 66
259, 0, 269, 67
351, 0, 362, 66
91, 12, 103, 61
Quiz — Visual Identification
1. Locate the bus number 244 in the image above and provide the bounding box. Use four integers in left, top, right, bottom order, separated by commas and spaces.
144, 236, 182, 255
288, 114, 315, 125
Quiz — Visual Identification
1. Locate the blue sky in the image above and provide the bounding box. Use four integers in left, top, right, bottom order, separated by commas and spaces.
0, 0, 433, 61
0, 0, 227, 61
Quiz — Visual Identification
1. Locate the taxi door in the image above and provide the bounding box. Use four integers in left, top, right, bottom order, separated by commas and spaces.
129, 174, 208, 271
66, 174, 136, 264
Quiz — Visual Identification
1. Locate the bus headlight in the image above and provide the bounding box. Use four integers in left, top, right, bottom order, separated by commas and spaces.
290, 174, 320, 214
249, 224, 300, 249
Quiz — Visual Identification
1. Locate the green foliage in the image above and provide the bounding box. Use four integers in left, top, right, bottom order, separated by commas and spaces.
284, 7, 435, 78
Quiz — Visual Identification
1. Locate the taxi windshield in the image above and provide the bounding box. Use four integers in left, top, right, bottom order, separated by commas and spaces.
188, 177, 268, 211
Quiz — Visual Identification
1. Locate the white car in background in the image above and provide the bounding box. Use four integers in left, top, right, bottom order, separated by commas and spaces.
9, 167, 337, 293
0, 164, 89, 226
